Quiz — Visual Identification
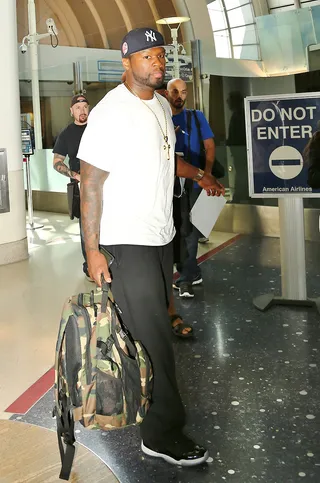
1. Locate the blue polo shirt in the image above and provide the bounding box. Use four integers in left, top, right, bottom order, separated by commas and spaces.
172, 109, 214, 168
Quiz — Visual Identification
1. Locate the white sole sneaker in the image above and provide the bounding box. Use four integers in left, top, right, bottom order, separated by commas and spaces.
141, 442, 209, 467
179, 291, 194, 298
173, 279, 202, 290
192, 278, 203, 286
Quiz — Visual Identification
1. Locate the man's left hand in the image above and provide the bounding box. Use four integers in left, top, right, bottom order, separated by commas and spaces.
198, 173, 225, 197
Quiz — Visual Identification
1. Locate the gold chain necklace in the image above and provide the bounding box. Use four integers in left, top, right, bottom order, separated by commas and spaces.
124, 82, 171, 160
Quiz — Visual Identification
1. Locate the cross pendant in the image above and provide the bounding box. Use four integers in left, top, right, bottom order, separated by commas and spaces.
164, 143, 171, 160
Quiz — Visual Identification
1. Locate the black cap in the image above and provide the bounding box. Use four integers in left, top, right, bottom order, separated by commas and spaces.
121, 28, 166, 58
71, 94, 89, 107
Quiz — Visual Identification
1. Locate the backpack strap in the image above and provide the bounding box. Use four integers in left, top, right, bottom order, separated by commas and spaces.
192, 110, 205, 151
193, 109, 208, 172
54, 315, 76, 480
186, 109, 192, 161
191, 109, 203, 145
184, 110, 195, 193
55, 394, 76, 480
186, 109, 205, 162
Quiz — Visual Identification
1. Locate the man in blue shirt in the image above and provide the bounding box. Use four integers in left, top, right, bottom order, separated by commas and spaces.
166, 78, 216, 298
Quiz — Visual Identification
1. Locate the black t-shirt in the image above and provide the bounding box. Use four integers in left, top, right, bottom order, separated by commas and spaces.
53, 123, 87, 173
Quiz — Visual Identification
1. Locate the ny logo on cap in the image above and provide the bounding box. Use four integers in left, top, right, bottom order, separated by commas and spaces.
145, 30, 157, 42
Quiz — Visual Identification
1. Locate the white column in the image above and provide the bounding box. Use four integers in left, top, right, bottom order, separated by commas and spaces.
171, 28, 180, 78
0, 0, 28, 265
28, 0, 43, 150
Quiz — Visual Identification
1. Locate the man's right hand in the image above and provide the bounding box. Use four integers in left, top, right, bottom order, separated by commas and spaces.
73, 172, 81, 182
198, 173, 225, 197
87, 251, 112, 286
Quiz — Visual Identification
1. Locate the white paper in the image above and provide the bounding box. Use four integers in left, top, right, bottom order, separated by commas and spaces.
190, 191, 227, 238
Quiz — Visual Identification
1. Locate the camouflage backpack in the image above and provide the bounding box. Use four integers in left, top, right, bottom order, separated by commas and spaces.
53, 282, 153, 481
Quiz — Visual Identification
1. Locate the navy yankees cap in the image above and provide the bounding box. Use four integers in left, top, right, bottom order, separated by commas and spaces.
121, 28, 166, 58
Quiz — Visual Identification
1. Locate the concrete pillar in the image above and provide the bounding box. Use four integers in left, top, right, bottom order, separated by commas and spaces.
0, 0, 28, 265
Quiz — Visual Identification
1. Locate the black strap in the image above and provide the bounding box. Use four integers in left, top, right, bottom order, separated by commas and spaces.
101, 274, 110, 313
58, 436, 75, 481
111, 307, 137, 358
193, 110, 225, 178
192, 109, 208, 171
186, 110, 204, 156
184, 110, 193, 194
192, 110, 204, 150
186, 109, 193, 162
116, 324, 137, 358
55, 397, 76, 480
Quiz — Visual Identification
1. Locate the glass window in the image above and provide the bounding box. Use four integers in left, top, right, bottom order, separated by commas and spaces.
228, 4, 255, 28
256, 10, 312, 75
208, 0, 223, 10
233, 44, 260, 60
302, 0, 320, 5
208, 0, 228, 31
272, 5, 296, 12
208, 0, 259, 60
214, 30, 232, 58
311, 5, 320, 43
231, 24, 257, 45
224, 0, 251, 9
269, 0, 294, 7
208, 7, 228, 31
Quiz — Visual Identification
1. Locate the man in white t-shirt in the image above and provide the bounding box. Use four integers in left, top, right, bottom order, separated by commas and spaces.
78, 27, 224, 467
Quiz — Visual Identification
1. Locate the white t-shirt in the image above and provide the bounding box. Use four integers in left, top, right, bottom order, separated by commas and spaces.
77, 84, 176, 247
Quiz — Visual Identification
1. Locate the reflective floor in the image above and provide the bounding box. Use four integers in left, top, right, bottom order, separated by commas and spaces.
2, 218, 319, 482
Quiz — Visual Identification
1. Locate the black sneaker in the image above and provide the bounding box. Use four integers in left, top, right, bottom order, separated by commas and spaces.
141, 440, 209, 467
191, 274, 203, 286
173, 276, 202, 290
179, 282, 194, 298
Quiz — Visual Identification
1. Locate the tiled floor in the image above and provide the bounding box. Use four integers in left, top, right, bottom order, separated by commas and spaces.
3, 223, 320, 482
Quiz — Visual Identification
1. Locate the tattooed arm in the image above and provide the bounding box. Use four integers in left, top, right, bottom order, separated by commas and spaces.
53, 154, 80, 181
80, 160, 110, 285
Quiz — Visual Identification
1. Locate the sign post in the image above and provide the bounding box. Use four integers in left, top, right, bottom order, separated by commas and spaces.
245, 93, 320, 313
21, 128, 43, 231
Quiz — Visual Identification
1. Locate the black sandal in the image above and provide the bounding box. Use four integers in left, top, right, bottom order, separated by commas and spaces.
170, 314, 194, 339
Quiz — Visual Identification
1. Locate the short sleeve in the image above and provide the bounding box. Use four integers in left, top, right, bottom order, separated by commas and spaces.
53, 129, 68, 156
196, 110, 214, 141
77, 104, 116, 172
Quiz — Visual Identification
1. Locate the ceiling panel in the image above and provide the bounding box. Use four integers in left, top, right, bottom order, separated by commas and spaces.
66, 0, 104, 48
17, 0, 182, 49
